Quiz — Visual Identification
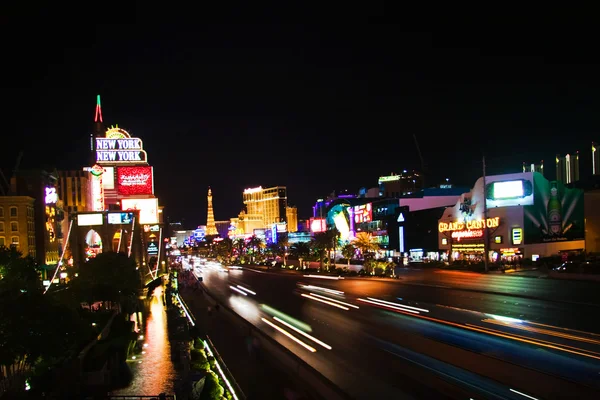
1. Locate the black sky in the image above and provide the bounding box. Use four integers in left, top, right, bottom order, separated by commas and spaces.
3, 18, 600, 226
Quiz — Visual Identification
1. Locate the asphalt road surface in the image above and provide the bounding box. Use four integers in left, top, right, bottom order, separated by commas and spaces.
185, 262, 600, 399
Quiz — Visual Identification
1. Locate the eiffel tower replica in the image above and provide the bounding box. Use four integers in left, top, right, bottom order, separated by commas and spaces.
205, 187, 218, 236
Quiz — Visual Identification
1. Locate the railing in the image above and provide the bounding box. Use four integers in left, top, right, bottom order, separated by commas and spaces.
107, 396, 175, 399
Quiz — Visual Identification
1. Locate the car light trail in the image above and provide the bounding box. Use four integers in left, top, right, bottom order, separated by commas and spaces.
262, 318, 317, 352
358, 298, 419, 314
304, 275, 344, 280
230, 286, 247, 296
298, 284, 344, 295
509, 388, 539, 400
302, 293, 349, 310
260, 304, 312, 332
482, 318, 600, 345
308, 292, 359, 309
273, 317, 332, 350
236, 285, 256, 295
366, 297, 429, 313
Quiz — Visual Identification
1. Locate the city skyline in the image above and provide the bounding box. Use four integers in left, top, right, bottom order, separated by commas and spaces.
5, 23, 600, 222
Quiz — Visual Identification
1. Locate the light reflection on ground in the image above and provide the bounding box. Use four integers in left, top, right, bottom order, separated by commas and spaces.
228, 294, 262, 325
111, 286, 176, 396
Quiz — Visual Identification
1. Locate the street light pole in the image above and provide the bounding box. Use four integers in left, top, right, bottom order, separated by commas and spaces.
482, 155, 489, 273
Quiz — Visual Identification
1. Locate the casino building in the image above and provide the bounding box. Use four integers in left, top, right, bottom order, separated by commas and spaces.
67, 96, 165, 274
438, 172, 585, 262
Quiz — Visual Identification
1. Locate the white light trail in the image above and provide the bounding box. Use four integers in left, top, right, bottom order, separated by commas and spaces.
366, 297, 429, 313
230, 286, 248, 296
204, 340, 240, 400
308, 292, 359, 309
358, 298, 419, 314
262, 318, 316, 352
44, 219, 73, 294
305, 275, 343, 280
273, 317, 332, 350
298, 284, 344, 295
302, 294, 349, 310
509, 388, 539, 400
236, 285, 256, 295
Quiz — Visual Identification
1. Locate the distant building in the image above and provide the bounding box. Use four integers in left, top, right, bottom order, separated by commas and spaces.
522, 161, 544, 176
215, 220, 230, 239
57, 170, 90, 214
242, 186, 287, 228
0, 196, 36, 257
556, 152, 580, 184
378, 170, 423, 198
286, 206, 298, 233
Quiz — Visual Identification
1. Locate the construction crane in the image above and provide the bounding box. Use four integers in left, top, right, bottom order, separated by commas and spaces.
413, 134, 426, 188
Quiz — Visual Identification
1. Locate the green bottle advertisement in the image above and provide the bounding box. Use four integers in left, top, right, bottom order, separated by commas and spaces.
547, 181, 562, 236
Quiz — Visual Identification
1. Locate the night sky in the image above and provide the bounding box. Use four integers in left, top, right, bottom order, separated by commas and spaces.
3, 20, 600, 226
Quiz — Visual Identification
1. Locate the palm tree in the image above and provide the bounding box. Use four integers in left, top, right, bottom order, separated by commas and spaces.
311, 233, 330, 270
290, 242, 311, 268
352, 232, 379, 274
214, 237, 233, 264
233, 238, 246, 263
278, 237, 290, 266
246, 235, 264, 264
341, 243, 356, 268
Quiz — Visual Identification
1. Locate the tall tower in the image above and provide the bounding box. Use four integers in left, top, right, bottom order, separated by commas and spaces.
90, 94, 104, 164
205, 187, 218, 236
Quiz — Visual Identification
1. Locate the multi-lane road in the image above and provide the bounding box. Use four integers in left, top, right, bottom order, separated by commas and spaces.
184, 262, 600, 399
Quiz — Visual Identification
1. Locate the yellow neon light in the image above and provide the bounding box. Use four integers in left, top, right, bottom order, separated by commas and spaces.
439, 217, 499, 233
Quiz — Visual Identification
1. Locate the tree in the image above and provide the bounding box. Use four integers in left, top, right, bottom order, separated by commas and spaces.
352, 232, 379, 274
246, 235, 264, 263
213, 237, 233, 264
278, 237, 290, 266
311, 233, 330, 270
341, 243, 356, 268
290, 242, 311, 268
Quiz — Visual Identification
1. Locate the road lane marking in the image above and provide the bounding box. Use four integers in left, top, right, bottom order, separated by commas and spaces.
236, 285, 256, 295
230, 286, 247, 296
366, 297, 429, 313
510, 388, 539, 400
261, 317, 316, 352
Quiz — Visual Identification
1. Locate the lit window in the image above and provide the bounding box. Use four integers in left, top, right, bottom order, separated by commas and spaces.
10, 207, 17, 217
0, 207, 3, 217
0, 237, 4, 246
0, 222, 4, 233
11, 222, 18, 232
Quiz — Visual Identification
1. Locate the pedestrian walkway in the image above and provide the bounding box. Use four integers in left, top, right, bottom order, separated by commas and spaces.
180, 286, 310, 400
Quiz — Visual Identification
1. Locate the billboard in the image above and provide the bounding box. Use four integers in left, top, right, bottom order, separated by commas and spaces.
117, 166, 154, 195
121, 198, 159, 225
108, 212, 134, 224
96, 127, 148, 164
523, 173, 584, 244
77, 213, 103, 226
485, 172, 534, 208
354, 203, 373, 223
310, 218, 326, 233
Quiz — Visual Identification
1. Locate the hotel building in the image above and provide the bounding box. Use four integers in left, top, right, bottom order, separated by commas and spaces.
0, 196, 36, 257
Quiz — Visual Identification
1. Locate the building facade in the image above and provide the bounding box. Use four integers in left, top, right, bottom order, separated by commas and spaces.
57, 170, 90, 214
438, 172, 585, 262
286, 206, 298, 233
242, 186, 287, 228
378, 171, 423, 198
0, 196, 36, 257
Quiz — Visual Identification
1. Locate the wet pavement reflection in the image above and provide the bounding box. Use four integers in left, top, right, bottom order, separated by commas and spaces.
111, 286, 177, 396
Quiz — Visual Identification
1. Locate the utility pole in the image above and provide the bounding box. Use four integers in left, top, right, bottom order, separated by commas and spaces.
482, 155, 489, 273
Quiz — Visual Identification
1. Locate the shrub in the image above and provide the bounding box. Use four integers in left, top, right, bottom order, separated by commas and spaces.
194, 337, 205, 349
191, 348, 207, 362
207, 355, 216, 369
200, 371, 224, 400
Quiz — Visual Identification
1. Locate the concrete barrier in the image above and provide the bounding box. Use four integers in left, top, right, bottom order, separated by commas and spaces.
199, 284, 352, 400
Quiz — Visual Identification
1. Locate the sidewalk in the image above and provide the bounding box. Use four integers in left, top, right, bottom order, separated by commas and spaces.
179, 286, 310, 400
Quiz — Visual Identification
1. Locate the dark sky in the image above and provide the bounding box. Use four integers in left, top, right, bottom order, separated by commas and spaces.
3, 18, 600, 226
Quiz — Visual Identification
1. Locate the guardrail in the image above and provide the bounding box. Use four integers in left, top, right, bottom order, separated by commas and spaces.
194, 283, 352, 400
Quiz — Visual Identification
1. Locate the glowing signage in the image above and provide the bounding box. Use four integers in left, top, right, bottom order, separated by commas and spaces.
103, 166, 115, 189
243, 186, 263, 194
354, 203, 372, 223
379, 175, 401, 183
89, 164, 105, 212
438, 217, 500, 233
310, 218, 327, 233
96, 128, 148, 164
77, 213, 103, 226
485, 177, 534, 208
45, 206, 56, 242
121, 198, 159, 225
44, 187, 58, 204
451, 230, 483, 241
147, 242, 159, 255
107, 212, 134, 224
117, 166, 154, 195
512, 228, 523, 245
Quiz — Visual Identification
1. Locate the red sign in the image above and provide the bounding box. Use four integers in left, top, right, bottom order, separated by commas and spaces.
116, 166, 153, 195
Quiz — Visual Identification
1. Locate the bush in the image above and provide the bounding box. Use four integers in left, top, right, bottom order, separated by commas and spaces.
200, 371, 224, 400
194, 337, 205, 349
191, 348, 207, 361
207, 355, 216, 369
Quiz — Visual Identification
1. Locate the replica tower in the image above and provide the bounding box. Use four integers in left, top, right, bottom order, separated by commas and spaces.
205, 187, 218, 235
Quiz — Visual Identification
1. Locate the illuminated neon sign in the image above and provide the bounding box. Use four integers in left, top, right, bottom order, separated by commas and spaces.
96, 127, 148, 164
243, 186, 263, 194
45, 187, 58, 204
451, 230, 483, 241
438, 217, 500, 233
90, 164, 105, 212
378, 175, 401, 183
